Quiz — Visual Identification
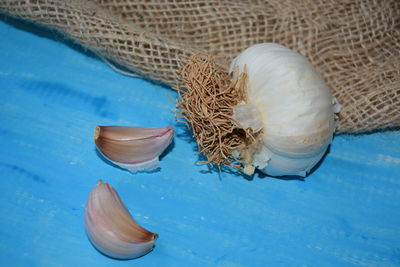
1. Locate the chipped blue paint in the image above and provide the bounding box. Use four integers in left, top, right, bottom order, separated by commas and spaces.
0, 17, 399, 267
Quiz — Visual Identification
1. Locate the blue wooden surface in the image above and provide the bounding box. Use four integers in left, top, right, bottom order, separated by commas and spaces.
0, 18, 400, 267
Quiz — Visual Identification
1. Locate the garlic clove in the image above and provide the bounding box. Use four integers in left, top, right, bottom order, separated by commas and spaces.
94, 125, 173, 172
84, 180, 158, 260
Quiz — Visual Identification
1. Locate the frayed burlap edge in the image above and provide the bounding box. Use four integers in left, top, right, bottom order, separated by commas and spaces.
175, 54, 262, 172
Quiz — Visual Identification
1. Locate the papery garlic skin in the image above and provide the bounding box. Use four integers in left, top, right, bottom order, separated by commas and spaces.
94, 126, 173, 172
85, 181, 157, 259
230, 43, 340, 176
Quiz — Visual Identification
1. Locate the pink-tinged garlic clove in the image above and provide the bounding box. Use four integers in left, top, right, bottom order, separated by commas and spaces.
94, 125, 174, 172
84, 180, 158, 260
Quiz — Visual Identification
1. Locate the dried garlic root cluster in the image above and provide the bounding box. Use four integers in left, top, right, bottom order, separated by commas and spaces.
175, 54, 261, 173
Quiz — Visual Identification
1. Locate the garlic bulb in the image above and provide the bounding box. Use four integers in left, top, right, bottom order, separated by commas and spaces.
229, 43, 340, 176
84, 180, 157, 259
94, 126, 173, 172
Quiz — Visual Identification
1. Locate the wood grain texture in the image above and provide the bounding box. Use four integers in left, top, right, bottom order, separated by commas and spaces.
0, 18, 399, 266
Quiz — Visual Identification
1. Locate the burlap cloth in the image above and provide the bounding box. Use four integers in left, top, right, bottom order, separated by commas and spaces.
1, 0, 399, 134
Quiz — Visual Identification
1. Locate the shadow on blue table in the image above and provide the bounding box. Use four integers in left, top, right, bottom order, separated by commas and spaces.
0, 13, 171, 89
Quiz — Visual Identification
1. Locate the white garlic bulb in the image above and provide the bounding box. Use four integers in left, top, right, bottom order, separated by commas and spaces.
230, 43, 340, 177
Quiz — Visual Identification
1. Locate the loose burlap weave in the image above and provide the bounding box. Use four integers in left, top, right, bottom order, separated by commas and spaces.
1, 0, 399, 134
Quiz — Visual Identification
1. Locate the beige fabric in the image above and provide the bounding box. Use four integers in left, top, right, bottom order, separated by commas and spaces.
1, 0, 399, 133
